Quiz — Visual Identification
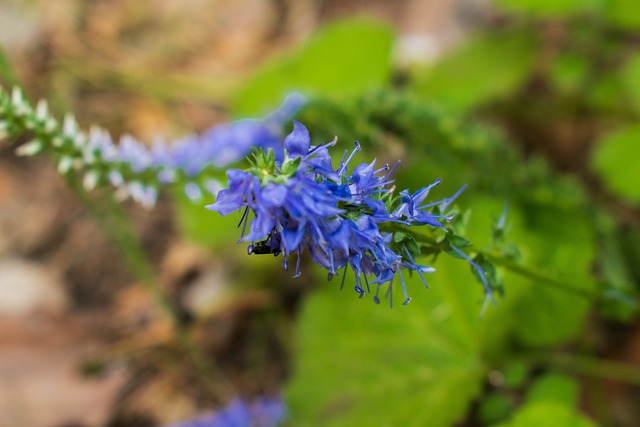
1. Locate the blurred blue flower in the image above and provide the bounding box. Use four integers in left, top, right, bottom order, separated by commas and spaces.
166, 396, 286, 427
84, 93, 305, 205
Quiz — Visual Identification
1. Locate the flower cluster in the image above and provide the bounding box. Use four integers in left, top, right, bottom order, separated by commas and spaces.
166, 396, 286, 427
1, 86, 493, 303
0, 86, 304, 207
208, 121, 489, 305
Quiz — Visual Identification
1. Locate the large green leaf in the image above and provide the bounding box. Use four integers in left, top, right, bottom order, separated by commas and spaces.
449, 196, 595, 350
507, 202, 595, 346
232, 19, 394, 117
285, 262, 490, 427
285, 190, 595, 425
590, 125, 640, 203
411, 31, 537, 112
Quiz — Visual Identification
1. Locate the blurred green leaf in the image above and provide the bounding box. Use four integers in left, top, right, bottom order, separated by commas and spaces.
586, 73, 626, 113
620, 53, 640, 113
232, 19, 394, 117
285, 195, 593, 425
479, 393, 513, 425
595, 215, 637, 320
617, 223, 640, 284
525, 373, 579, 407
550, 53, 589, 94
495, 0, 595, 17
495, 401, 597, 427
606, 0, 640, 30
459, 196, 595, 349
503, 361, 529, 388
286, 266, 489, 427
300, 91, 596, 352
411, 31, 537, 112
591, 125, 640, 203
507, 202, 595, 346
173, 190, 242, 250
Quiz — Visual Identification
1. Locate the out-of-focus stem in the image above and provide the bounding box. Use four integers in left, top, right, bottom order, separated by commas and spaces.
65, 175, 230, 399
480, 250, 596, 300
529, 351, 640, 386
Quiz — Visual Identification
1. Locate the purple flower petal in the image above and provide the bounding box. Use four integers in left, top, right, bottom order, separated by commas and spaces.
283, 120, 310, 158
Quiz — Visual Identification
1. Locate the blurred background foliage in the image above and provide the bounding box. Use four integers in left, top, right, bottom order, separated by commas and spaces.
2, 0, 640, 426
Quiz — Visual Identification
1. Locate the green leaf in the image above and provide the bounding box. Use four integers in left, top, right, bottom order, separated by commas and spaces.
411, 31, 537, 112
620, 54, 640, 114
526, 373, 579, 407
479, 393, 513, 425
280, 156, 302, 177
286, 267, 489, 427
591, 125, 640, 203
549, 53, 589, 94
392, 231, 407, 243
495, 401, 596, 427
505, 216, 594, 347
504, 204, 595, 347
586, 73, 625, 112
503, 361, 530, 388
461, 196, 595, 349
448, 233, 472, 248
232, 19, 394, 117
173, 190, 244, 250
281, 114, 597, 426
595, 215, 637, 320
606, 0, 640, 30
495, 0, 596, 17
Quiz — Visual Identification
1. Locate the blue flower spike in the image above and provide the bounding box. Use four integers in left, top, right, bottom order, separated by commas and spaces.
0, 86, 305, 208
208, 121, 490, 306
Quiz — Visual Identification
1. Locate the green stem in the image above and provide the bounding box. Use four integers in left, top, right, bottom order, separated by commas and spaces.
65, 176, 230, 398
479, 250, 596, 300
530, 352, 640, 386
400, 223, 600, 302
405, 225, 635, 307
